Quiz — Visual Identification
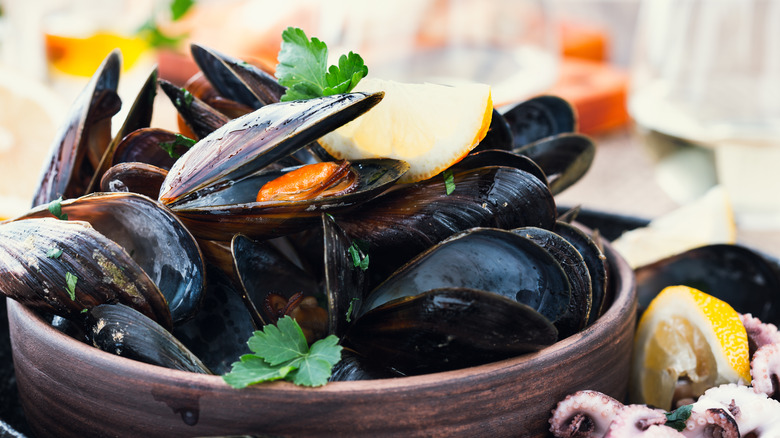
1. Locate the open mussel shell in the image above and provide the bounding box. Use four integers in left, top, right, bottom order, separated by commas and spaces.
88, 303, 211, 374
170, 157, 407, 241
554, 220, 609, 325
19, 192, 205, 325
501, 95, 577, 148
344, 287, 558, 375
360, 227, 570, 325
231, 233, 320, 328
337, 166, 557, 285
514, 133, 595, 195
100, 162, 168, 199
158, 92, 385, 206
33, 50, 121, 207
635, 244, 780, 325
173, 266, 256, 374
190, 43, 285, 109
511, 226, 591, 338
86, 67, 158, 193
0, 218, 172, 329
329, 348, 406, 381
111, 127, 187, 170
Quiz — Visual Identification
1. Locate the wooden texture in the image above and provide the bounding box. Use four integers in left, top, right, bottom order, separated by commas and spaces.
8, 244, 636, 438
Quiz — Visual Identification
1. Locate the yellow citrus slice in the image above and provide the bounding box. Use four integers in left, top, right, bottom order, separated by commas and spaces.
629, 285, 750, 410
612, 185, 736, 269
0, 68, 67, 220
318, 77, 493, 183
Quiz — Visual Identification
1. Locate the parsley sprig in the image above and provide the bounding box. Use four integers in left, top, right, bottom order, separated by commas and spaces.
664, 404, 693, 431
223, 316, 342, 388
275, 27, 368, 102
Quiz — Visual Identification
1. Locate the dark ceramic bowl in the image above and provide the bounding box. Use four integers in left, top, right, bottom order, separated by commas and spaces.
8, 243, 636, 438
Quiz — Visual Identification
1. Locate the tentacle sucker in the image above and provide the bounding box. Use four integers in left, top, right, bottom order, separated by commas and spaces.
751, 343, 780, 398
549, 390, 623, 438
694, 383, 780, 436
603, 405, 682, 437
681, 407, 739, 438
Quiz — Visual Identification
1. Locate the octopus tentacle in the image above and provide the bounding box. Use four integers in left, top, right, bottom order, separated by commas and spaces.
681, 407, 739, 438
549, 390, 623, 438
695, 383, 780, 436
741, 313, 780, 356
603, 405, 682, 437
751, 343, 780, 399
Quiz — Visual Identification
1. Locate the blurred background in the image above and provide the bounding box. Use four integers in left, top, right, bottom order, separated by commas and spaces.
0, 0, 778, 250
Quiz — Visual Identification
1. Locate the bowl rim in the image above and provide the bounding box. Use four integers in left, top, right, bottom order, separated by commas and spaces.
8, 232, 636, 395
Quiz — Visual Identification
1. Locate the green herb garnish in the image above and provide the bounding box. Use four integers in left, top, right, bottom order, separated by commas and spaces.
65, 272, 78, 301
223, 316, 342, 388
346, 298, 360, 323
47, 248, 63, 259
160, 134, 196, 158
443, 169, 456, 195
47, 196, 68, 220
664, 404, 693, 431
275, 27, 368, 102
348, 239, 369, 271
170, 0, 195, 20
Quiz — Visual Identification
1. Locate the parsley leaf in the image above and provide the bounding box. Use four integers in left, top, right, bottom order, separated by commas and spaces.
275, 27, 368, 102
348, 239, 369, 271
170, 0, 195, 20
443, 169, 456, 195
65, 272, 78, 300
160, 134, 196, 159
47, 248, 63, 259
665, 404, 693, 431
346, 297, 360, 323
223, 316, 342, 388
48, 196, 68, 220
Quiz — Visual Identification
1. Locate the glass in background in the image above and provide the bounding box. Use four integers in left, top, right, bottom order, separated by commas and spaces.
629, 0, 780, 228
324, 0, 559, 107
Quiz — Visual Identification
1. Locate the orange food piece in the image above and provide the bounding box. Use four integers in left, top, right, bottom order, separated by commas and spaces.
559, 21, 608, 62
256, 161, 356, 202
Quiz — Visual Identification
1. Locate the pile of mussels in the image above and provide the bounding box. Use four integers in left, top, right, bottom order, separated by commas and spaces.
0, 45, 604, 379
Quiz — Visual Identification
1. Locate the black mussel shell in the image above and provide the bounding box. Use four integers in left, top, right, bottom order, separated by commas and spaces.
0, 218, 172, 328
514, 133, 595, 195
86, 67, 158, 193
19, 192, 205, 325
231, 233, 319, 328
190, 43, 285, 109
502, 95, 576, 148
111, 127, 189, 170
33, 50, 121, 207
512, 226, 591, 338
329, 348, 406, 382
360, 227, 571, 325
159, 79, 230, 140
449, 149, 548, 186
173, 266, 256, 374
88, 304, 211, 374
472, 109, 513, 152
636, 244, 780, 325
100, 162, 168, 199
323, 214, 368, 337
337, 166, 557, 286
554, 221, 609, 325
344, 287, 558, 375
158, 92, 384, 207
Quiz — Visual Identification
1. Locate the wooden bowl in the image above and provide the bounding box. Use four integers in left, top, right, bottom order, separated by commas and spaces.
8, 243, 636, 438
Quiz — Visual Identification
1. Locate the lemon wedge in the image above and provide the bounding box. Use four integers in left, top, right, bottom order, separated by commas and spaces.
611, 185, 736, 268
0, 68, 67, 220
319, 77, 493, 183
629, 285, 750, 410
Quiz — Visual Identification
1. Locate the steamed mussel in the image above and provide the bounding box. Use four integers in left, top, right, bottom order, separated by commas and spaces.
0, 43, 609, 380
